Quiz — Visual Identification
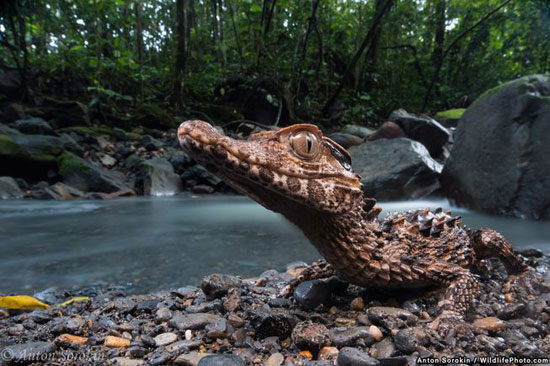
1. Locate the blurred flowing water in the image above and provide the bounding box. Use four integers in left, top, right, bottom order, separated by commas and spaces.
0, 195, 549, 294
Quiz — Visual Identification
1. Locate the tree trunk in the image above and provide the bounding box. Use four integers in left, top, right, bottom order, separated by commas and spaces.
227, 0, 244, 71
361, 0, 389, 92
135, 0, 145, 101
323, 0, 393, 115
172, 0, 187, 112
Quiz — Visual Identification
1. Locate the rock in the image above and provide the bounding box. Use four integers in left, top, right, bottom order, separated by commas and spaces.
57, 152, 130, 193
54, 334, 88, 346
142, 135, 163, 151
350, 297, 365, 311
58, 133, 84, 155
149, 350, 173, 365
337, 347, 380, 366
388, 109, 450, 157
369, 325, 383, 341
265, 352, 285, 366
180, 165, 222, 188
442, 75, 550, 220
98, 153, 117, 168
32, 182, 84, 200
197, 354, 245, 366
349, 138, 442, 200
132, 104, 177, 130
0, 122, 22, 136
291, 321, 330, 351
254, 308, 298, 339
473, 317, 506, 331
205, 318, 227, 339
168, 151, 192, 171
341, 124, 376, 138
139, 157, 183, 196
169, 313, 221, 330
13, 117, 55, 135
294, 280, 331, 310
328, 133, 365, 149
0, 176, 24, 199
1, 341, 56, 363
367, 307, 418, 330
110, 358, 146, 366
366, 121, 406, 141
201, 273, 242, 300
319, 346, 339, 361
175, 351, 205, 366
104, 336, 131, 348
42, 97, 90, 127
497, 303, 527, 320
392, 329, 417, 354
155, 307, 173, 322
329, 326, 375, 347
191, 184, 215, 194
154, 332, 178, 346
375, 337, 397, 358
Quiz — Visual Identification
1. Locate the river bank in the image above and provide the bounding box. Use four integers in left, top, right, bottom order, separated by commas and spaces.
1, 251, 549, 366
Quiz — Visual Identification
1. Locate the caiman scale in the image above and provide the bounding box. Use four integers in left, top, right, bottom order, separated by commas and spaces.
177, 120, 529, 327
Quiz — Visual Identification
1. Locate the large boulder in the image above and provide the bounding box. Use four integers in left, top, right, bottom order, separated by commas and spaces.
0, 176, 24, 199
388, 109, 450, 157
139, 157, 183, 196
57, 152, 130, 193
0, 134, 61, 180
349, 138, 442, 200
441, 75, 550, 220
42, 97, 90, 127
13, 117, 55, 135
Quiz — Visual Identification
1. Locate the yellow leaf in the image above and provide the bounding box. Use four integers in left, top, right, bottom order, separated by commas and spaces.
0, 295, 50, 310
56, 297, 90, 307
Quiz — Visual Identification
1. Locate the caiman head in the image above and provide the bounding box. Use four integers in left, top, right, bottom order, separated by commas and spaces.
177, 120, 364, 217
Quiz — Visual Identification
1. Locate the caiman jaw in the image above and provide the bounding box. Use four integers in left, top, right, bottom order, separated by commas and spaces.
177, 120, 364, 214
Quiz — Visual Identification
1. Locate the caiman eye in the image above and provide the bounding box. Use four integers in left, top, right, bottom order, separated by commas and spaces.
289, 130, 321, 159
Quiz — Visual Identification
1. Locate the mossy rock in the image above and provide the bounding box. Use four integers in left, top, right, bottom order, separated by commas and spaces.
59, 125, 114, 136
434, 109, 466, 128
57, 151, 91, 177
132, 104, 177, 130
0, 135, 28, 158
42, 97, 90, 128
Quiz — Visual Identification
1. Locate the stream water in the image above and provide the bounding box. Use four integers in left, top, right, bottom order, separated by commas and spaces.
1, 195, 549, 294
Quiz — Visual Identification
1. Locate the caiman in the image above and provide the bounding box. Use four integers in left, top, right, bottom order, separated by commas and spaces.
177, 120, 530, 329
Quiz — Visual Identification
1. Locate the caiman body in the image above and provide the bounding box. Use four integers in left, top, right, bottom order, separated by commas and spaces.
177, 120, 528, 323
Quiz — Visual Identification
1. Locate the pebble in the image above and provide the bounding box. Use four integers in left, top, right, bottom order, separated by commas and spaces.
497, 303, 527, 320
473, 316, 506, 331
375, 337, 397, 358
154, 332, 178, 346
54, 333, 88, 346
329, 326, 374, 347
197, 354, 245, 366
1, 341, 56, 363
169, 313, 222, 330
392, 329, 417, 354
255, 308, 298, 339
105, 335, 131, 348
367, 307, 417, 329
174, 351, 205, 366
291, 321, 330, 351
201, 274, 242, 300
337, 347, 380, 366
111, 358, 146, 366
265, 352, 285, 366
318, 346, 339, 360
369, 325, 384, 341
350, 297, 365, 311
155, 307, 173, 322
294, 280, 331, 310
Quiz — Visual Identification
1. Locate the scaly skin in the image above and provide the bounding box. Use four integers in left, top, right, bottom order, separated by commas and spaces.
177, 120, 529, 327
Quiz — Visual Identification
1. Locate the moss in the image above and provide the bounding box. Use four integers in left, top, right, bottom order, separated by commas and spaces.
59, 125, 114, 136
29, 153, 57, 163
0, 135, 28, 157
434, 109, 466, 121
56, 151, 91, 177
125, 132, 142, 141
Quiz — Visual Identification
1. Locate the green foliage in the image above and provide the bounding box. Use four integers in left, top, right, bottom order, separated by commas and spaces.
1, 0, 548, 124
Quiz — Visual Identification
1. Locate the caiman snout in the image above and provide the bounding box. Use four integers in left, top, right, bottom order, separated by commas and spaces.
177, 120, 218, 143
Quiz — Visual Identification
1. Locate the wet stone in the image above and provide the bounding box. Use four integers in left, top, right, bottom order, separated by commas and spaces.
111, 358, 146, 366
254, 308, 298, 339
2, 341, 56, 363
291, 321, 330, 351
367, 307, 417, 329
329, 326, 374, 347
174, 351, 204, 366
472, 317, 506, 332
393, 329, 418, 354
169, 313, 221, 330
154, 332, 178, 346
337, 347, 380, 366
155, 307, 173, 322
197, 354, 245, 366
376, 337, 398, 358
497, 303, 527, 320
201, 274, 242, 300
205, 318, 227, 339
294, 280, 331, 310
149, 350, 173, 365
265, 352, 284, 366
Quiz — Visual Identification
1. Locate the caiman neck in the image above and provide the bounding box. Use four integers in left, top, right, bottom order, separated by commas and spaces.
279, 197, 382, 281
